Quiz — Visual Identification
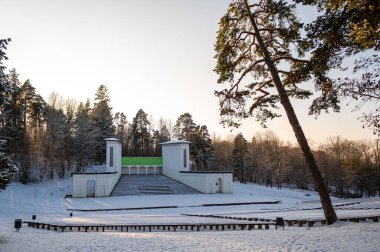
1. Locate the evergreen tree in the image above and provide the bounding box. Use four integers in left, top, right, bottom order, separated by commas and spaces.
0, 38, 12, 108
0, 48, 45, 183
296, 0, 380, 135
214, 0, 337, 223
192, 125, 214, 170
233, 133, 248, 183
2, 69, 28, 183
0, 38, 18, 188
74, 99, 98, 171
60, 99, 77, 176
4, 69, 23, 156
0, 140, 18, 189
91, 85, 115, 163
174, 113, 196, 140
132, 109, 150, 156
298, 0, 379, 53
18, 79, 38, 183
175, 113, 214, 169
29, 94, 46, 132
26, 92, 46, 182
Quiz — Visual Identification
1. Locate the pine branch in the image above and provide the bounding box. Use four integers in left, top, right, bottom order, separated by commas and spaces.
272, 56, 310, 64
230, 59, 266, 91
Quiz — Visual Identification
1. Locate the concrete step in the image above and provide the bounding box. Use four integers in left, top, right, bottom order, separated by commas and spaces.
137, 186, 173, 191
139, 191, 175, 195
111, 175, 201, 196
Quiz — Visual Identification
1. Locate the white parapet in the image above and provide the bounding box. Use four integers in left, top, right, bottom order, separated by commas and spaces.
161, 140, 233, 194
161, 140, 191, 181
178, 171, 233, 194
72, 138, 122, 198
105, 138, 122, 173
72, 171, 119, 197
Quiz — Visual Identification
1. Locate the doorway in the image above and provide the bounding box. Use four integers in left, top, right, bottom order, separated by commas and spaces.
86, 180, 96, 197
216, 178, 223, 193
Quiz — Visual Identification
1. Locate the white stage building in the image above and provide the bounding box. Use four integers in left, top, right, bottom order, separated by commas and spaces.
72, 138, 233, 197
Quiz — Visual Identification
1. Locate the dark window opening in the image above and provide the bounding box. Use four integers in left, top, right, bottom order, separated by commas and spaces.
184, 149, 187, 168
110, 146, 113, 167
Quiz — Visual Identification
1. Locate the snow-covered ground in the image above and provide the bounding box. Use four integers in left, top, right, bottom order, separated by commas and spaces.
1, 178, 379, 251
1, 222, 379, 252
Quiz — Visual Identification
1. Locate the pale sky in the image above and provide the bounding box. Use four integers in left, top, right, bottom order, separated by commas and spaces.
0, 0, 377, 144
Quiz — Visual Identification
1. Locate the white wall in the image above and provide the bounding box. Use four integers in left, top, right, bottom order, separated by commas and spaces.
73, 139, 233, 197
162, 142, 190, 180
161, 141, 233, 194
72, 172, 120, 197
106, 138, 122, 173
72, 138, 122, 198
179, 172, 233, 194
122, 166, 162, 175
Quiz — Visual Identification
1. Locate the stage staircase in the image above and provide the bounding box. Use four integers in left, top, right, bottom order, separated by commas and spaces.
111, 175, 200, 196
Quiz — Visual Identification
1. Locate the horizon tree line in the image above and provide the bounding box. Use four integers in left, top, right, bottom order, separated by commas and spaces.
211, 131, 380, 198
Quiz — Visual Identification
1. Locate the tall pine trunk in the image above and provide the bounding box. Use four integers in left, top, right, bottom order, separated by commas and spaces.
244, 0, 337, 224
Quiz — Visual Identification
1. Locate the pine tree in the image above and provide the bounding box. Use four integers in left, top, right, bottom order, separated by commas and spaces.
29, 94, 46, 132
296, 0, 380, 135
4, 69, 24, 156
233, 133, 248, 183
174, 113, 196, 140
175, 113, 214, 170
0, 38, 18, 188
74, 100, 98, 171
1, 50, 46, 183
192, 125, 214, 170
132, 109, 150, 156
91, 85, 115, 163
0, 140, 18, 189
2, 62, 27, 183
17, 80, 38, 183
27, 93, 46, 181
214, 0, 337, 224
0, 38, 12, 108
60, 99, 77, 176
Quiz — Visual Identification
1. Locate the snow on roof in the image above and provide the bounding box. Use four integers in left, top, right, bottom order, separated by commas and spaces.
159, 140, 192, 145
104, 138, 122, 142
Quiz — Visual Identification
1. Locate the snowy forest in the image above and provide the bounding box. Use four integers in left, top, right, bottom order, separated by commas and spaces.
0, 37, 379, 198
0, 67, 215, 183
0, 66, 378, 198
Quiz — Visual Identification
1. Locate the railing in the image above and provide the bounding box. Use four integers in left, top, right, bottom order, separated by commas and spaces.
182, 214, 380, 227
23, 215, 379, 233
23, 221, 276, 232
